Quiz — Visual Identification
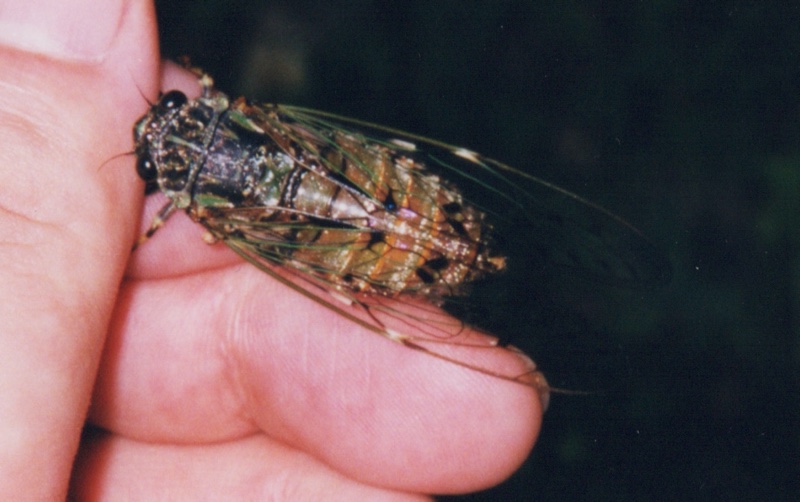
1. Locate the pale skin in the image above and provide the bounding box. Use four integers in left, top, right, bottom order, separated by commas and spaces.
0, 0, 544, 499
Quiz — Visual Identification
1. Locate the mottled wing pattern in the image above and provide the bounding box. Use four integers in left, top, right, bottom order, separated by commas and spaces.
136, 73, 669, 389
264, 105, 671, 289
184, 101, 669, 387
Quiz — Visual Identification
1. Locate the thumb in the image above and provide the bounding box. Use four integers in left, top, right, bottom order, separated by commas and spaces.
0, 0, 158, 498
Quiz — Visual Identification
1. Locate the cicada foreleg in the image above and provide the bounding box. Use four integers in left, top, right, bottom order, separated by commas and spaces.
133, 200, 178, 251
180, 61, 216, 100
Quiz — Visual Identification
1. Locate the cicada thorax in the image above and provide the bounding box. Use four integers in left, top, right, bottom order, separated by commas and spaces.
135, 90, 506, 300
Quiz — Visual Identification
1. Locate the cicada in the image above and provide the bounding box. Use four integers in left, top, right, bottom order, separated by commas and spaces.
133, 72, 668, 396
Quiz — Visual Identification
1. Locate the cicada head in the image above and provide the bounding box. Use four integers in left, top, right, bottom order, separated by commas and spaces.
133, 90, 223, 198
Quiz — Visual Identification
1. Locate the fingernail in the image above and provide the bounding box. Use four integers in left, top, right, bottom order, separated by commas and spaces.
531, 371, 550, 412
0, 0, 126, 61
508, 345, 551, 412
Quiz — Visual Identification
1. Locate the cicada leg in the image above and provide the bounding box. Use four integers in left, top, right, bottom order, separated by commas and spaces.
178, 60, 215, 99
133, 200, 178, 250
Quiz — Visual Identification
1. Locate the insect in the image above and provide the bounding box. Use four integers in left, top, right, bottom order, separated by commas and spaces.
134, 72, 668, 399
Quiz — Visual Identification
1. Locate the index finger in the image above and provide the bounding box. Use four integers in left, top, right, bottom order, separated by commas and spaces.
0, 0, 158, 498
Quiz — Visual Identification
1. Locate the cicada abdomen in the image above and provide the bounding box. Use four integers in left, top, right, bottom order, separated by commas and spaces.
134, 73, 669, 392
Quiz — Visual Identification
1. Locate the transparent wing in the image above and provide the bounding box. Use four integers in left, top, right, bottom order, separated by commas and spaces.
223, 236, 547, 390
195, 101, 669, 389
271, 104, 671, 289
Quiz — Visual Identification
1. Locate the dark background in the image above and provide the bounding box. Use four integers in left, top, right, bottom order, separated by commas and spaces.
155, 1, 800, 499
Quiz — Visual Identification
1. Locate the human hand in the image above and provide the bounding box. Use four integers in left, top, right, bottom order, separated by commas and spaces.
0, 1, 544, 499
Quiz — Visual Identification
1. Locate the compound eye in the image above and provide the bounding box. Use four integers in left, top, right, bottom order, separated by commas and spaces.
159, 90, 188, 110
136, 154, 156, 182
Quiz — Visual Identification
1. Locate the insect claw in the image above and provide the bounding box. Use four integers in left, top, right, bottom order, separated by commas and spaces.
132, 219, 163, 250
132, 234, 147, 251
132, 201, 177, 252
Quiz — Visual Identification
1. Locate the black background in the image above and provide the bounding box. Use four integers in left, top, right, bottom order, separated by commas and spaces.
155, 1, 800, 499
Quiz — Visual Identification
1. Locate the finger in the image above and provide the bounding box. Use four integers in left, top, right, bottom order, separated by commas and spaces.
93, 263, 543, 494
71, 430, 430, 501
0, 0, 158, 498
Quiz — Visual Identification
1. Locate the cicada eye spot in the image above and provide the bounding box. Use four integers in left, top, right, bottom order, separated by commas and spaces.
136, 154, 157, 182
159, 90, 188, 110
